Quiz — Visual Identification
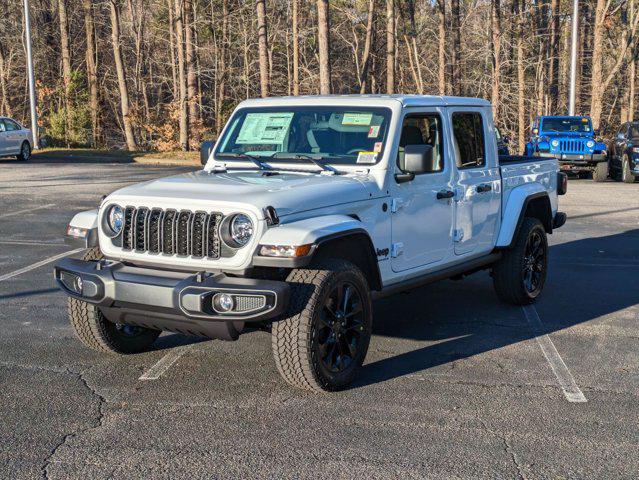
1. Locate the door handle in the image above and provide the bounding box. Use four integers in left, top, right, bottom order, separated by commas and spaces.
476, 183, 492, 193
436, 189, 454, 199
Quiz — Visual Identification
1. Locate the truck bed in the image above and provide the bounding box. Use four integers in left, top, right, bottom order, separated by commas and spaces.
499, 155, 559, 216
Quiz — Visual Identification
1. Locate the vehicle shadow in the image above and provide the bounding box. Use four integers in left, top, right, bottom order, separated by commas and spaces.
355, 228, 639, 388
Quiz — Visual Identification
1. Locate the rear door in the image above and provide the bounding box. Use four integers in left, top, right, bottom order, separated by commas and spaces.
0, 119, 7, 155
449, 109, 501, 256
390, 108, 454, 272
3, 119, 22, 154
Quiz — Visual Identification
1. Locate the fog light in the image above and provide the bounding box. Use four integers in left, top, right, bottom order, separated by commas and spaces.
60, 271, 83, 294
212, 293, 234, 313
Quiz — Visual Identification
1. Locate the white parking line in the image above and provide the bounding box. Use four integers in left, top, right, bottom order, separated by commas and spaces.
139, 345, 194, 380
0, 203, 56, 219
522, 305, 587, 403
0, 248, 85, 282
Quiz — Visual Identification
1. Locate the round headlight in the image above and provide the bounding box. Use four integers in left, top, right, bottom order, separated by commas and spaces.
229, 214, 253, 247
551, 140, 559, 147
586, 140, 595, 148
107, 205, 124, 235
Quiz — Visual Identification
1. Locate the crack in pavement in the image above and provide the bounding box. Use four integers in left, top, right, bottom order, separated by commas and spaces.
476, 416, 528, 480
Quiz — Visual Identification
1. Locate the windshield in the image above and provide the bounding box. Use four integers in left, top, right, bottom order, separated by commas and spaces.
541, 117, 592, 133
215, 106, 392, 165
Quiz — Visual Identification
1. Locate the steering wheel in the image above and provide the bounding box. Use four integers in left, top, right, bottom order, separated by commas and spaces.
346, 147, 367, 155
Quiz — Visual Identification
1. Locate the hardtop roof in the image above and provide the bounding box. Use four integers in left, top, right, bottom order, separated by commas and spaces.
238, 94, 491, 109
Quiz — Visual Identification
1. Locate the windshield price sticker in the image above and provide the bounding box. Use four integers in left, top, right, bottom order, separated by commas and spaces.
356, 151, 378, 164
342, 112, 373, 126
236, 112, 294, 145
368, 125, 381, 138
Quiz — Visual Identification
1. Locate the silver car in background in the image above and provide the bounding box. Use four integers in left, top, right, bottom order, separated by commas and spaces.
0, 117, 33, 161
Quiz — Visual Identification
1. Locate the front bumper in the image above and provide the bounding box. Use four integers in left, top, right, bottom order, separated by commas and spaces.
54, 258, 290, 339
537, 152, 606, 165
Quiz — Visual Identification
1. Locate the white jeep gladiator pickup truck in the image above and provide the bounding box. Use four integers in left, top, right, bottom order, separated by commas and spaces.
54, 95, 567, 392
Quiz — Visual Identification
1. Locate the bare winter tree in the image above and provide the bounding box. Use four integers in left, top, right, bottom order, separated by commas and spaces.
317, 0, 331, 94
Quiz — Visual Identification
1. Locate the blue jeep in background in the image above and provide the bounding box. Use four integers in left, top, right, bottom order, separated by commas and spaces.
525, 116, 608, 181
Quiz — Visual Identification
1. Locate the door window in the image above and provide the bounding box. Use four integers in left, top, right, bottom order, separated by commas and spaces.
0, 120, 6, 132
452, 112, 485, 169
397, 114, 444, 173
4, 119, 20, 131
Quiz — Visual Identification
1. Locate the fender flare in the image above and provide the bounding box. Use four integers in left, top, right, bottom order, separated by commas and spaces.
496, 186, 552, 248
252, 214, 381, 288
66, 209, 99, 248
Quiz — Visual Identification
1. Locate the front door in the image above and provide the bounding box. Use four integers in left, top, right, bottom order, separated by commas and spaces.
391, 109, 454, 273
449, 109, 501, 256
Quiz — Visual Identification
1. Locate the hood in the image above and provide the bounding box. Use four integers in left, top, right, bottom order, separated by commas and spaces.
108, 169, 379, 217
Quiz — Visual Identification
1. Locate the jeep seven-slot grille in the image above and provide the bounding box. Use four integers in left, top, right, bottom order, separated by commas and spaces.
121, 207, 223, 258
559, 139, 586, 153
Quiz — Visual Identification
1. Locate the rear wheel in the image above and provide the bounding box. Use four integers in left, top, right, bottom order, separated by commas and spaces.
16, 141, 31, 161
592, 161, 608, 182
68, 247, 160, 354
492, 218, 548, 305
622, 155, 636, 183
271, 259, 372, 392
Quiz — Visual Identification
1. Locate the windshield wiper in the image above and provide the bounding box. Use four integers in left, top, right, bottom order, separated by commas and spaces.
216, 152, 274, 171
274, 153, 340, 174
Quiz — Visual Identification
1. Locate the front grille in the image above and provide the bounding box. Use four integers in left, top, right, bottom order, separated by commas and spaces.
559, 139, 586, 153
120, 207, 223, 259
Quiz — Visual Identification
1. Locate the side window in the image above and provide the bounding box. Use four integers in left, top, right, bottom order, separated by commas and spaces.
0, 120, 5, 133
452, 112, 485, 169
4, 119, 20, 131
397, 114, 444, 174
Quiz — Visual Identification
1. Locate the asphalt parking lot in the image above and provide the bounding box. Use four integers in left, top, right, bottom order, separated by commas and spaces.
1, 156, 638, 479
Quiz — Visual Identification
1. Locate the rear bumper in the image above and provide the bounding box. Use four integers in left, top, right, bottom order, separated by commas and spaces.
54, 258, 290, 338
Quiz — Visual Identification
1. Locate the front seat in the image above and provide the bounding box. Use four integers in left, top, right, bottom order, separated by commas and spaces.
398, 125, 424, 171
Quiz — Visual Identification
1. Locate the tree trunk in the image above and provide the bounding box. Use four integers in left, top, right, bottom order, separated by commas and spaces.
451, 0, 461, 95
216, 0, 229, 131
174, 0, 189, 150
386, 0, 395, 93
168, 0, 178, 100
256, 0, 270, 97
58, 0, 72, 94
437, 0, 446, 95
292, 0, 300, 95
109, 0, 137, 151
516, 0, 525, 153
491, 0, 501, 119
317, 0, 331, 94
83, 0, 99, 147
359, 0, 375, 94
0, 42, 12, 117
185, 0, 198, 138
547, 0, 560, 112
630, 50, 637, 121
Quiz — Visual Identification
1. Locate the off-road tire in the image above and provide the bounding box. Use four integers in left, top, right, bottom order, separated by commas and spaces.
271, 259, 373, 392
68, 247, 160, 354
16, 141, 31, 161
622, 155, 636, 183
492, 218, 548, 305
592, 161, 608, 182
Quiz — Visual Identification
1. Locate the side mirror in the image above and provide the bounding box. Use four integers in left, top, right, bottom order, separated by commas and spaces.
396, 144, 435, 184
532, 128, 539, 136
200, 140, 216, 165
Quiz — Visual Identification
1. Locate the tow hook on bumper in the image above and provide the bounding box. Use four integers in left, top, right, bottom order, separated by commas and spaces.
54, 258, 290, 327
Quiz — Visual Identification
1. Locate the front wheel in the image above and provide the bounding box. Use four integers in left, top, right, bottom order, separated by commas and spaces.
622, 155, 637, 183
492, 218, 548, 305
16, 141, 31, 161
592, 161, 608, 182
271, 260, 373, 392
68, 248, 160, 354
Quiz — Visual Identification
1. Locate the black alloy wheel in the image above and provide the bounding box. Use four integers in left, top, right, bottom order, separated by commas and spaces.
316, 281, 366, 374
522, 229, 546, 296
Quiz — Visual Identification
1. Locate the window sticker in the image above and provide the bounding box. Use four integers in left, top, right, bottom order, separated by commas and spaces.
342, 112, 373, 126
368, 125, 381, 138
236, 112, 294, 144
373, 142, 383, 153
356, 151, 378, 164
